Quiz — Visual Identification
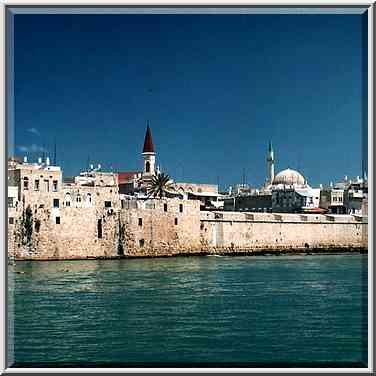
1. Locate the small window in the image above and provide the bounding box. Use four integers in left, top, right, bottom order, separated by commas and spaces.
179, 204, 183, 213
105, 201, 112, 208
174, 218, 178, 225
7, 197, 14, 208
9, 217, 14, 225
34, 179, 40, 191
164, 203, 168, 212
139, 239, 145, 247
65, 201, 70, 207
76, 195, 81, 203
145, 161, 150, 173
44, 180, 49, 192
23, 177, 29, 190
138, 218, 143, 227
121, 200, 125, 209
35, 220, 41, 233
97, 219, 102, 238
52, 180, 58, 192
53, 199, 59, 208
55, 216, 60, 224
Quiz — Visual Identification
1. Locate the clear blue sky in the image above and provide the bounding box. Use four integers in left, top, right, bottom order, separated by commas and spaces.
12, 13, 367, 189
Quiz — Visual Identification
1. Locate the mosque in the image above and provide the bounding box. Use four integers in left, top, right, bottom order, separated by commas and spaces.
225, 141, 322, 213
116, 125, 322, 214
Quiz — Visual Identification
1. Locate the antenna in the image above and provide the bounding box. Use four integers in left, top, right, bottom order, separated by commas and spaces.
53, 140, 57, 165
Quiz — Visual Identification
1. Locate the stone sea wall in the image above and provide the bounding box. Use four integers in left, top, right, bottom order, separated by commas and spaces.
200, 212, 367, 254
9, 198, 368, 260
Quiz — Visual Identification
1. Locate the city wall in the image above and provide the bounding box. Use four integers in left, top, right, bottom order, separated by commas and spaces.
9, 198, 367, 260
200, 212, 367, 254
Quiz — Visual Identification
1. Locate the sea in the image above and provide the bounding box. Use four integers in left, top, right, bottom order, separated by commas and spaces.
8, 253, 368, 368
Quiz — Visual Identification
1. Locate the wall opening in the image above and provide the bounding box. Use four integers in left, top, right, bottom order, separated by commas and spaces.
174, 218, 178, 225
138, 218, 143, 227
53, 198, 59, 208
35, 219, 41, 232
97, 219, 102, 238
145, 161, 150, 173
55, 216, 60, 225
164, 203, 168, 212
139, 239, 145, 247
179, 204, 183, 213
105, 201, 112, 208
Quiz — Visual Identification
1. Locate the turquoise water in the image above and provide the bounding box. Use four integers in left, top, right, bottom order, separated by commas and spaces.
9, 254, 367, 367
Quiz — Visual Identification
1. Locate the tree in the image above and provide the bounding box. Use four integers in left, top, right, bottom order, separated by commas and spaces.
147, 172, 173, 199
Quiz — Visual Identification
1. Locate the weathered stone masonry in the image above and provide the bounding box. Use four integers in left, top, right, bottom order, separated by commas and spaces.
9, 196, 367, 260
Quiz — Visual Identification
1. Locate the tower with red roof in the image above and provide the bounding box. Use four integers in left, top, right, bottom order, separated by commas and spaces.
142, 123, 156, 178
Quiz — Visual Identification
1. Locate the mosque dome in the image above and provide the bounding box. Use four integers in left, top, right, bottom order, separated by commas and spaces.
273, 168, 306, 186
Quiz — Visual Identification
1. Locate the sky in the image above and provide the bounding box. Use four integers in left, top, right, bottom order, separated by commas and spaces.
11, 12, 367, 190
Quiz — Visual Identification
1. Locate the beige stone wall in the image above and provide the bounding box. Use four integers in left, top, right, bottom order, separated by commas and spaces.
8, 195, 367, 260
200, 211, 368, 253
174, 182, 218, 194
119, 198, 202, 256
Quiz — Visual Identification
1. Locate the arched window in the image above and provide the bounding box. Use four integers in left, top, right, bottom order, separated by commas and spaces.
76, 194, 82, 206
64, 193, 71, 207
85, 193, 92, 206
145, 161, 150, 173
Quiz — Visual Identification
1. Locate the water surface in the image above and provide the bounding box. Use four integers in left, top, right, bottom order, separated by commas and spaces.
9, 254, 367, 367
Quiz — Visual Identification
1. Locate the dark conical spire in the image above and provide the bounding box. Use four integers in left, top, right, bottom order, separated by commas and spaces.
142, 123, 155, 153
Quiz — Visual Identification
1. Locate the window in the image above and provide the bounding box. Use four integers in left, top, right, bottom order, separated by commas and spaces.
145, 161, 150, 173
34, 179, 40, 191
66, 201, 70, 207
52, 180, 58, 192
23, 177, 29, 190
339, 196, 343, 202
53, 199, 59, 208
9, 217, 14, 225
86, 193, 92, 205
164, 203, 168, 212
44, 179, 49, 192
139, 239, 145, 247
76, 195, 81, 203
174, 218, 178, 225
35, 220, 41, 233
105, 201, 112, 208
8, 197, 14, 208
55, 216, 60, 224
138, 218, 143, 227
179, 204, 183, 213
97, 219, 102, 238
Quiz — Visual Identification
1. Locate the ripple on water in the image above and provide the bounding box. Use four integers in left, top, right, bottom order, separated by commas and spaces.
11, 254, 367, 366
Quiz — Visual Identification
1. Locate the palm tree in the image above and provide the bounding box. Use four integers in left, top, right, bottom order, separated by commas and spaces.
147, 172, 173, 199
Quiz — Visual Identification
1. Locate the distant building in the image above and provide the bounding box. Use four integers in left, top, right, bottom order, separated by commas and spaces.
225, 143, 322, 214
320, 175, 367, 215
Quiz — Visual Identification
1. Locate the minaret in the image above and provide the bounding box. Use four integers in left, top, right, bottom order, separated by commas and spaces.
142, 123, 156, 177
267, 141, 275, 184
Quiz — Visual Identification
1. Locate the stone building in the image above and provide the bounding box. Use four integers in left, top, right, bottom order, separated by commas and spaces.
6, 132, 368, 260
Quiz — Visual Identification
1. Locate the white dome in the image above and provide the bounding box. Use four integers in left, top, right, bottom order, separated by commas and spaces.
273, 168, 305, 186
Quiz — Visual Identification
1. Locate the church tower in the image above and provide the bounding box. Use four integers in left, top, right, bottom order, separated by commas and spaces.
142, 123, 156, 177
267, 141, 275, 184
